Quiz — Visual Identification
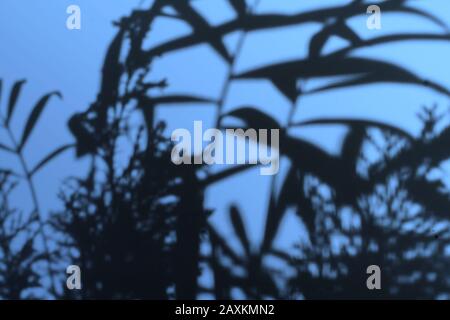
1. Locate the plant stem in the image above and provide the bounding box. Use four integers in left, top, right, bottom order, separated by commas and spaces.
1, 116, 58, 297
216, 0, 262, 127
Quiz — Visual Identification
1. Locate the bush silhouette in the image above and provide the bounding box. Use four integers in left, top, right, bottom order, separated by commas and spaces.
2, 0, 450, 299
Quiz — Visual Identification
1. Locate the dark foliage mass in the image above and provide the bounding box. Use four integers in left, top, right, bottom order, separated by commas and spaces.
1, 0, 450, 299
0, 171, 42, 299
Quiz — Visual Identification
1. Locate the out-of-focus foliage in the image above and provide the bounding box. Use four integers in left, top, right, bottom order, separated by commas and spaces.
0, 79, 70, 297
64, 0, 450, 299
0, 171, 44, 299
54, 123, 187, 299
288, 107, 450, 299
2, 0, 450, 299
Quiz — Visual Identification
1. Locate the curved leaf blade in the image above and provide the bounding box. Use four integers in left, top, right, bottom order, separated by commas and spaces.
236, 57, 450, 98
309, 22, 361, 58
223, 107, 281, 130
292, 118, 415, 141
30, 144, 74, 177
143, 1, 448, 61
6, 79, 26, 126
143, 95, 215, 105
306, 73, 450, 97
19, 91, 62, 151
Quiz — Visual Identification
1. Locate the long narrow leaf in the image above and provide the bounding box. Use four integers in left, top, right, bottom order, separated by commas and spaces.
331, 33, 450, 58
143, 1, 447, 60
6, 79, 26, 126
236, 57, 450, 99
18, 91, 62, 151
224, 107, 281, 130
141, 95, 215, 106
30, 144, 74, 177
306, 73, 450, 97
291, 118, 414, 142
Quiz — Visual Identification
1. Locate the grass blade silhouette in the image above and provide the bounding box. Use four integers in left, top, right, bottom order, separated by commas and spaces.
6, 79, 26, 126
18, 91, 62, 151
30, 144, 74, 177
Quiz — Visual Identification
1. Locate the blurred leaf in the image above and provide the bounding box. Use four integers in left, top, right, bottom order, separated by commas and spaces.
224, 107, 281, 130
236, 57, 450, 98
399, 4, 449, 30
272, 77, 299, 103
141, 95, 215, 106
309, 21, 361, 58
144, 1, 448, 60
283, 135, 369, 204
6, 79, 26, 126
332, 33, 450, 58
292, 118, 414, 142
30, 144, 74, 177
18, 91, 62, 151
307, 73, 450, 97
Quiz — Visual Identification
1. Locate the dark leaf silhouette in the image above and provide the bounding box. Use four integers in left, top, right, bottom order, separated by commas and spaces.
0, 172, 44, 299
236, 57, 450, 98
143, 1, 448, 60
224, 107, 281, 131
331, 33, 450, 58
6, 79, 26, 126
57, 0, 450, 298
309, 21, 361, 58
0, 80, 67, 296
140, 95, 215, 106
4, 0, 450, 300
30, 144, 74, 177
18, 91, 62, 151
292, 118, 414, 142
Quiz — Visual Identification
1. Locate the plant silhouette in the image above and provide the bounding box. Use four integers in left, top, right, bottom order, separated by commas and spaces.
0, 79, 71, 297
2, 0, 450, 299
0, 171, 44, 299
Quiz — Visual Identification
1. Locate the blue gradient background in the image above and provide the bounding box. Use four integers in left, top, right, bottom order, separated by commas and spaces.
1, 0, 450, 298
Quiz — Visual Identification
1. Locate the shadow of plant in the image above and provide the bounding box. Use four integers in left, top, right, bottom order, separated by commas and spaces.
2, 0, 450, 299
